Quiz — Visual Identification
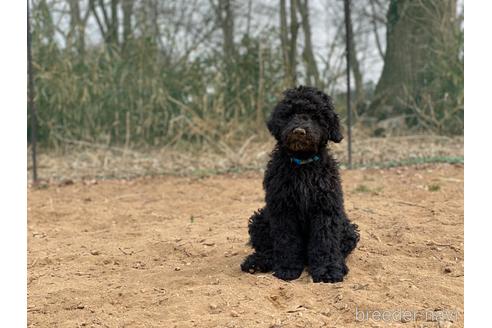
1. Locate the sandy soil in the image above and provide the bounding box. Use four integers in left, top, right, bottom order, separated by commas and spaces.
28, 164, 463, 327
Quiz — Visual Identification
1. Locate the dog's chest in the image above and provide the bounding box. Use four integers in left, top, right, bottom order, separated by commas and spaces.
292, 172, 327, 208
266, 167, 335, 213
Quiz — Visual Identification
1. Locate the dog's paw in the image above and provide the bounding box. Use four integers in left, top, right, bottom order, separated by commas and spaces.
241, 253, 272, 273
310, 264, 347, 283
273, 267, 303, 281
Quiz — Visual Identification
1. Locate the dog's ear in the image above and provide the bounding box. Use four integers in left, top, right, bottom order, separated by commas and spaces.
266, 103, 284, 140
266, 116, 277, 138
327, 111, 343, 143
316, 90, 343, 143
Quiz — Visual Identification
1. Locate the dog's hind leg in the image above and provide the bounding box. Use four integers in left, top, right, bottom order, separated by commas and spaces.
241, 209, 274, 273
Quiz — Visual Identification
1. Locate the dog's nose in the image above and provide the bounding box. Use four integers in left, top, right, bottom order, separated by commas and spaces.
293, 128, 306, 136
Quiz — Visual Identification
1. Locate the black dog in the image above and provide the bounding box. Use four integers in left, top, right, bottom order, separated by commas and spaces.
241, 86, 359, 283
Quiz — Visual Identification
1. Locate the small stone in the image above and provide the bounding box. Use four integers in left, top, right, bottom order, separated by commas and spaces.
444, 267, 452, 273
174, 267, 181, 271
90, 250, 100, 256
32, 232, 46, 238
59, 179, 74, 186
438, 320, 452, 328
225, 251, 239, 257
230, 310, 239, 317
209, 303, 218, 310
133, 262, 145, 269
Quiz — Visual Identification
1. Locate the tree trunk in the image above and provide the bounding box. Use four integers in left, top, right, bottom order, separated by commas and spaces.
246, 0, 252, 36
369, 0, 385, 60
288, 0, 299, 86
122, 0, 134, 52
279, 0, 299, 87
298, 0, 320, 88
69, 0, 91, 59
345, 2, 364, 112
218, 0, 235, 61
89, 0, 119, 49
368, 0, 456, 119
211, 0, 236, 114
280, 0, 289, 86
110, 0, 119, 46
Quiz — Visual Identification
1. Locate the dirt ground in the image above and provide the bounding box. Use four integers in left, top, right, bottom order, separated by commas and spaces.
28, 164, 463, 328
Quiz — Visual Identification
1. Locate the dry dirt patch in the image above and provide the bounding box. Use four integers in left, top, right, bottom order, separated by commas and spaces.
28, 164, 463, 327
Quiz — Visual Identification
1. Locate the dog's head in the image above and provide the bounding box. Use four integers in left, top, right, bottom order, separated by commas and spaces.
267, 86, 343, 156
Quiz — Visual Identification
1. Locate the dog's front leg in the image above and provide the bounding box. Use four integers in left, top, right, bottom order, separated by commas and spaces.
270, 215, 304, 281
308, 214, 348, 283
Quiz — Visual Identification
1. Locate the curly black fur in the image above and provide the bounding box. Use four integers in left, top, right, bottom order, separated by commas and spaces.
240, 86, 359, 283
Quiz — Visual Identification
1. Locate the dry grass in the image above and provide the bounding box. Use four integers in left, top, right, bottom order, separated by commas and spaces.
27, 135, 463, 182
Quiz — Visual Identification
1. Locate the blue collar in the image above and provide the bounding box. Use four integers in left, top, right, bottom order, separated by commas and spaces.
291, 155, 320, 166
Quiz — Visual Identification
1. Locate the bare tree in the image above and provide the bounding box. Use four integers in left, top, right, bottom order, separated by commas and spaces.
280, 0, 299, 87
246, 0, 252, 36
89, 0, 119, 48
280, 0, 289, 82
298, 0, 320, 87
121, 0, 134, 52
345, 1, 364, 108
211, 0, 236, 61
68, 0, 90, 58
368, 0, 386, 59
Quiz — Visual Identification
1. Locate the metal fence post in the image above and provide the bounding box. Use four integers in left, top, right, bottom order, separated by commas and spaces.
28, 0, 38, 182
